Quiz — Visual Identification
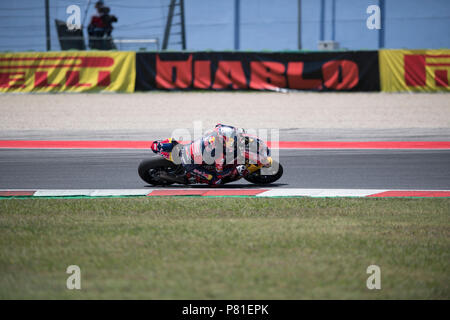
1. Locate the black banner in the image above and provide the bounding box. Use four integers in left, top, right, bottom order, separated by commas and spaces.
1, 300, 443, 319
135, 51, 380, 91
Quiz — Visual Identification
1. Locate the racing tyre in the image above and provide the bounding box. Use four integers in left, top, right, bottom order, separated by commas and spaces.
138, 157, 178, 186
243, 162, 283, 185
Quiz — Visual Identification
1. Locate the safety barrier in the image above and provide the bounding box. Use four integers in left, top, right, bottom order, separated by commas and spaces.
135, 51, 380, 91
1, 50, 448, 93
379, 49, 450, 92
0, 51, 135, 93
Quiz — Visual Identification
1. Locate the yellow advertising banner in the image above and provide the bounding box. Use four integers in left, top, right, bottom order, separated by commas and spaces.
379, 49, 450, 92
0, 51, 135, 93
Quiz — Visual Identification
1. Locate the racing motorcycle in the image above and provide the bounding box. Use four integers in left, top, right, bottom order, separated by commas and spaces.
138, 135, 283, 186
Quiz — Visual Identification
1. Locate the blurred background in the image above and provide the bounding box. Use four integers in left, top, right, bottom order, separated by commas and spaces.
0, 0, 449, 52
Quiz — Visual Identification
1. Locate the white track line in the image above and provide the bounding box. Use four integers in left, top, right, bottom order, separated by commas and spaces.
256, 188, 388, 197
33, 189, 150, 197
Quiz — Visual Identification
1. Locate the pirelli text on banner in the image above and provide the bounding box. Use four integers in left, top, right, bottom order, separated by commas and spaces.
135, 51, 380, 92
0, 51, 135, 93
379, 49, 450, 92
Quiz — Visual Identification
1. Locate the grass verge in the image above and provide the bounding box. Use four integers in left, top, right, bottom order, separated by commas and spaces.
0, 197, 449, 299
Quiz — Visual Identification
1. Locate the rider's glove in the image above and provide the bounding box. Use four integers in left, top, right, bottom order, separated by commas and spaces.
151, 141, 160, 153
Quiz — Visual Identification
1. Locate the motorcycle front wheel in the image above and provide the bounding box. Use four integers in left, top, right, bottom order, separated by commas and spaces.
243, 161, 284, 185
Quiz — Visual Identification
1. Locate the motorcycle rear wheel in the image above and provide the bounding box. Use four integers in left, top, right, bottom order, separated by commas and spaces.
138, 157, 179, 186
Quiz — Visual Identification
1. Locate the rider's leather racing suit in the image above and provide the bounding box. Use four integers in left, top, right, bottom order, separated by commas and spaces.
151, 124, 245, 185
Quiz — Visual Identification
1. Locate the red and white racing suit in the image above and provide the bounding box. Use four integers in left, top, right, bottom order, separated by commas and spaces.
180, 131, 239, 185
151, 125, 245, 185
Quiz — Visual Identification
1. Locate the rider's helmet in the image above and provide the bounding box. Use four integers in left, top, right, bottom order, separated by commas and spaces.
214, 124, 245, 151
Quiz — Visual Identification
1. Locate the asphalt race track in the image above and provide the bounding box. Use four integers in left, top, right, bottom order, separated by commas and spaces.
0, 149, 449, 190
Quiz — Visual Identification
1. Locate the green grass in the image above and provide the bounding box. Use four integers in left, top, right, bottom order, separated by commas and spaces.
0, 197, 449, 299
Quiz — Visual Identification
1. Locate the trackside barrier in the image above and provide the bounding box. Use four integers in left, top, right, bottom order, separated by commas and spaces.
1, 50, 448, 93
379, 49, 450, 92
0, 51, 135, 93
135, 51, 380, 91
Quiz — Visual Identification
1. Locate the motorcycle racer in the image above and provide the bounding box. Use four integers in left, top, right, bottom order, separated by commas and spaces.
151, 124, 248, 185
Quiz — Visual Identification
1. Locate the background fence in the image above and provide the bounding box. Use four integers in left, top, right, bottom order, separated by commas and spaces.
0, 0, 449, 52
